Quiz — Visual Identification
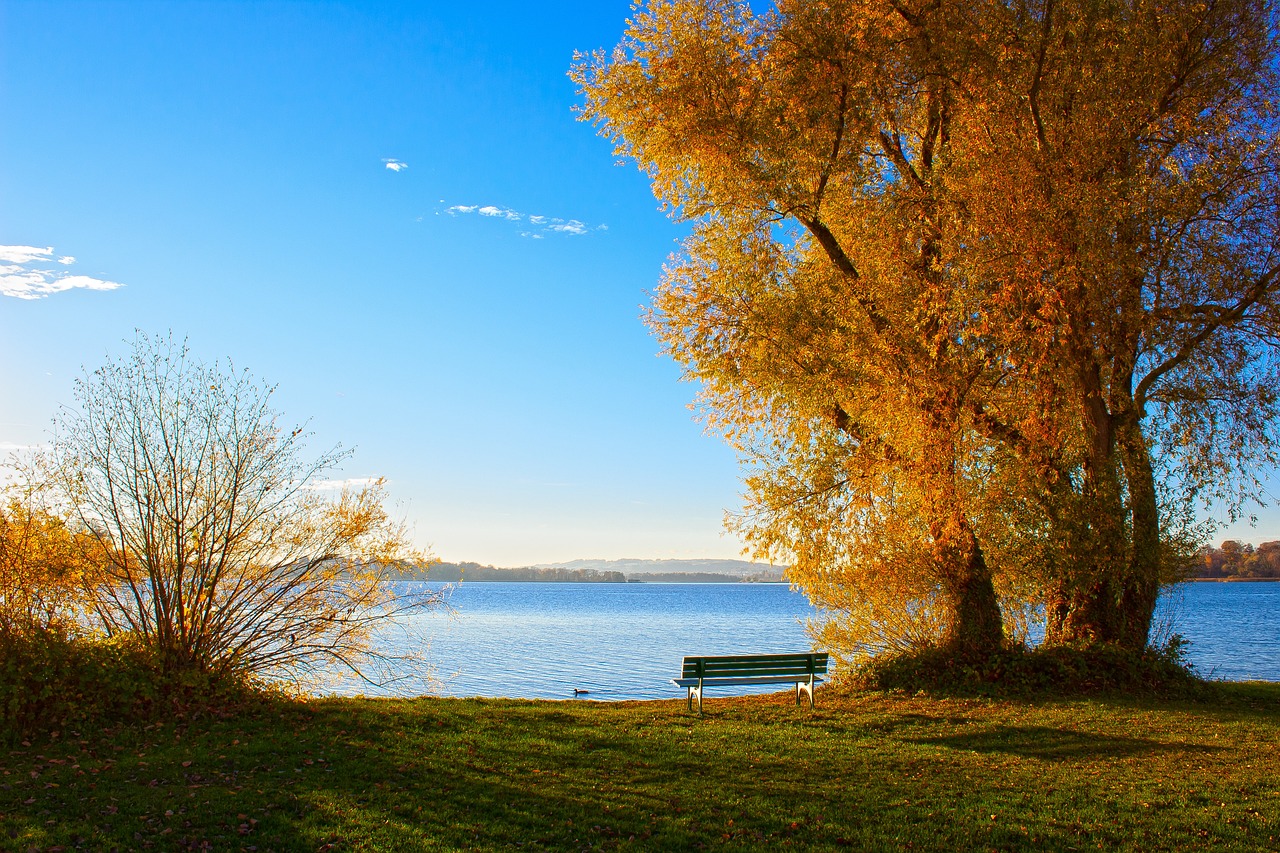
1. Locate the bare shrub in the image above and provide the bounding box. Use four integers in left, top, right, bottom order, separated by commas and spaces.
44, 333, 440, 689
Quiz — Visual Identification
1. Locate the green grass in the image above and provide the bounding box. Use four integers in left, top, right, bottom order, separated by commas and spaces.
5, 683, 1279, 851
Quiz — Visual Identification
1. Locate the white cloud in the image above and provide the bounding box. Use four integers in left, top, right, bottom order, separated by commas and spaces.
547, 220, 588, 235
477, 205, 520, 220
383, 158, 408, 172
441, 204, 605, 238
55, 275, 124, 293
301, 476, 383, 492
0, 245, 55, 264
0, 245, 126, 300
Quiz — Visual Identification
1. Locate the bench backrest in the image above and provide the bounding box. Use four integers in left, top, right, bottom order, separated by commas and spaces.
681, 653, 829, 680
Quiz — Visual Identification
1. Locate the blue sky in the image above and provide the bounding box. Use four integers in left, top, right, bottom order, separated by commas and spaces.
2, 1, 1275, 565
0, 0, 752, 566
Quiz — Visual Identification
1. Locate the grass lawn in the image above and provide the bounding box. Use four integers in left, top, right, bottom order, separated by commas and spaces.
4, 683, 1278, 851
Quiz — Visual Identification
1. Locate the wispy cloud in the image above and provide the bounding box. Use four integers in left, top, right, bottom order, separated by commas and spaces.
383, 158, 408, 172
301, 476, 383, 492
0, 246, 61, 264
0, 246, 125, 300
0, 441, 41, 453
443, 203, 607, 239
547, 221, 588, 235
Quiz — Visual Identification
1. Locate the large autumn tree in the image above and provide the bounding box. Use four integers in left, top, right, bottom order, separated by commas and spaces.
960, 0, 1280, 650
574, 0, 1280, 659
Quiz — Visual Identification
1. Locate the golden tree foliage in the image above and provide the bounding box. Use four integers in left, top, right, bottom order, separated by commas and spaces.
43, 334, 438, 686
575, 0, 1033, 657
943, 0, 1280, 647
576, 0, 1280, 658
0, 488, 100, 635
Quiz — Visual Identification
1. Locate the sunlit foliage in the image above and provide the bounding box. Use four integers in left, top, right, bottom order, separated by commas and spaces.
0, 486, 99, 635
575, 0, 1280, 660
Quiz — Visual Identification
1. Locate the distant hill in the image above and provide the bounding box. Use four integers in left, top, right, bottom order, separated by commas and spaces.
532, 558, 786, 582
396, 562, 626, 583
626, 572, 778, 583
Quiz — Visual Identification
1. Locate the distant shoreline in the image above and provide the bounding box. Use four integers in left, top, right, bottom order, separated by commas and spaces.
404, 576, 789, 585
393, 560, 787, 584
1187, 577, 1280, 582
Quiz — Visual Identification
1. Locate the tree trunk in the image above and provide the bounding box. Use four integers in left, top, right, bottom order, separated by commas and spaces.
929, 506, 1004, 658
1117, 417, 1161, 650
1044, 358, 1128, 644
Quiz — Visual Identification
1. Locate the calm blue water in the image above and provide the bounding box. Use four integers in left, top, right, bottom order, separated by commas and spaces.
1157, 582, 1279, 681
380, 582, 816, 700
355, 581, 1277, 699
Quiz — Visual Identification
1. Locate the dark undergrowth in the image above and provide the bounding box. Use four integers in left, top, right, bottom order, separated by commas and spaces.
0, 627, 263, 744
856, 637, 1211, 700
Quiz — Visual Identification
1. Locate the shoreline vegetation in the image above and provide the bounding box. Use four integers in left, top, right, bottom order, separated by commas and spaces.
1193, 542, 1280, 581
6, 684, 1278, 850
1188, 576, 1280, 582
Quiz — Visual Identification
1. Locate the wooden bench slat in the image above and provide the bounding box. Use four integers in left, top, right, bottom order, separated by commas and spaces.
682, 657, 828, 676
674, 675, 826, 687
687, 661, 821, 674
683, 653, 828, 664
681, 653, 828, 665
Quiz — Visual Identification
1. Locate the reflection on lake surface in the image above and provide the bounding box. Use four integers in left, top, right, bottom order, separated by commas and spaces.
351, 580, 1278, 700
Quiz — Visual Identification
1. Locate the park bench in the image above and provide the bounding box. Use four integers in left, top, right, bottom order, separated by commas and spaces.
673, 652, 829, 715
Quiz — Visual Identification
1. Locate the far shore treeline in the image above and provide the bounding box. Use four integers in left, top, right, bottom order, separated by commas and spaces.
392, 561, 788, 584
1194, 542, 1280, 580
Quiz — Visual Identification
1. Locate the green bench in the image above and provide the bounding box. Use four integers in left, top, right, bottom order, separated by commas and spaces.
673, 652, 829, 714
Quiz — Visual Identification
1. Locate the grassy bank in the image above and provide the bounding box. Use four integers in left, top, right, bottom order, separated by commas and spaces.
6, 683, 1279, 851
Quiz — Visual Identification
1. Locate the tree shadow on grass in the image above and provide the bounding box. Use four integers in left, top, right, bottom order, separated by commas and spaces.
1102, 682, 1280, 724
13, 693, 1250, 851
908, 725, 1226, 761
278, 697, 1088, 850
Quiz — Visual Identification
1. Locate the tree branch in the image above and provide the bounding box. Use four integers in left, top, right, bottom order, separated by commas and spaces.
1028, 0, 1054, 152
878, 131, 927, 191
1135, 264, 1280, 407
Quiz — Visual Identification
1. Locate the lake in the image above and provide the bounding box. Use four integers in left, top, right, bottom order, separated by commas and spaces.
1158, 582, 1279, 681
356, 581, 1278, 700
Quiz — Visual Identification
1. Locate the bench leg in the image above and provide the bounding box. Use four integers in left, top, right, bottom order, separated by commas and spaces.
687, 684, 703, 715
